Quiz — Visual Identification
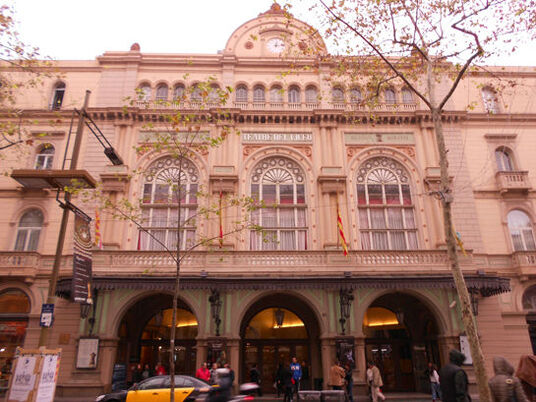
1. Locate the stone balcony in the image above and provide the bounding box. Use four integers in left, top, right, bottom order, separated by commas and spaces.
495, 170, 531, 194
135, 100, 418, 113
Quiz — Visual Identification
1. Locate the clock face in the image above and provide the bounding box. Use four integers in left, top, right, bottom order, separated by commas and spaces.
267, 38, 285, 54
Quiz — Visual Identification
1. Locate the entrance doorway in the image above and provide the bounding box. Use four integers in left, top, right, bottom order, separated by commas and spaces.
240, 294, 321, 394
364, 293, 440, 393
116, 294, 198, 382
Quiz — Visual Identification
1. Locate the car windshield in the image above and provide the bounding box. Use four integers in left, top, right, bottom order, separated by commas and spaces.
160, 375, 209, 388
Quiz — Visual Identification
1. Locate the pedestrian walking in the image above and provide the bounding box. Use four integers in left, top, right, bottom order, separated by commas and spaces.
210, 362, 219, 385
196, 362, 211, 382
489, 356, 528, 402
282, 365, 294, 402
276, 362, 285, 398
344, 362, 354, 402
366, 365, 373, 402
329, 360, 346, 390
155, 361, 166, 376
141, 363, 152, 379
250, 363, 262, 396
367, 362, 385, 402
516, 355, 536, 402
425, 362, 441, 402
290, 357, 302, 400
438, 349, 470, 402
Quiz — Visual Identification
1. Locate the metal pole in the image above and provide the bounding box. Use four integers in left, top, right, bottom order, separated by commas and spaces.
38, 90, 91, 347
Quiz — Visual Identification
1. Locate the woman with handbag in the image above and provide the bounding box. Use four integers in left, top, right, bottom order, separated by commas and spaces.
489, 356, 528, 402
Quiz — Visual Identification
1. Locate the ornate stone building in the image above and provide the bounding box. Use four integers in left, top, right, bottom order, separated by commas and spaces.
1, 4, 535, 398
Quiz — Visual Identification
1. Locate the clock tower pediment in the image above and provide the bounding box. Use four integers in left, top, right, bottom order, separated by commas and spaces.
223, 3, 326, 59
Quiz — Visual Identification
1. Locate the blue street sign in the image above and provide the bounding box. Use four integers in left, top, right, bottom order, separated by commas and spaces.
40, 303, 54, 327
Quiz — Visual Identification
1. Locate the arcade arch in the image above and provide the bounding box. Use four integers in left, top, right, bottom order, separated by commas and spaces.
115, 293, 199, 376
240, 293, 322, 393
363, 292, 441, 393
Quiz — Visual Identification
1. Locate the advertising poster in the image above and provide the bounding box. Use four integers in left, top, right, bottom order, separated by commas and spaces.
34, 353, 61, 402
335, 336, 356, 369
7, 354, 37, 401
76, 338, 99, 369
72, 213, 93, 304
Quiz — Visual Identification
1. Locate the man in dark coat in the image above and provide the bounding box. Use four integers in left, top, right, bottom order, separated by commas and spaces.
439, 349, 471, 402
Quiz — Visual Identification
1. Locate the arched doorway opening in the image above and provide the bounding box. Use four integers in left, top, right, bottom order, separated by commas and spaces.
240, 293, 321, 393
364, 293, 440, 393
0, 288, 30, 387
522, 286, 536, 353
116, 294, 198, 378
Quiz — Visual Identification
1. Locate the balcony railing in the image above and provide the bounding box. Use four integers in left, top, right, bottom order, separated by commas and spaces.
134, 100, 417, 112
1, 250, 533, 279
495, 171, 531, 193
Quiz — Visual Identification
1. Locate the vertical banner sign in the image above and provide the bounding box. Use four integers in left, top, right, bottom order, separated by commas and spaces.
34, 352, 61, 402
72, 212, 93, 304
7, 351, 37, 401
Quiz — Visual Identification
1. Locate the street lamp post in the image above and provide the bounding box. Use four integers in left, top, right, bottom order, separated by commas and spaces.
37, 90, 91, 348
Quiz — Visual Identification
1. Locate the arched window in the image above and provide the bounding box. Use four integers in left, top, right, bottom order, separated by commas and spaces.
288, 86, 301, 104
208, 84, 220, 103
34, 144, 54, 170
270, 85, 283, 103
332, 87, 345, 103
305, 85, 318, 103
356, 157, 418, 250
140, 157, 199, 251
0, 289, 30, 370
250, 157, 307, 250
235, 85, 248, 103
350, 88, 362, 103
384, 88, 396, 104
253, 85, 265, 103
139, 83, 151, 101
190, 84, 202, 102
482, 87, 500, 114
14, 209, 43, 251
155, 84, 168, 101
495, 148, 515, 172
173, 84, 185, 101
507, 210, 536, 251
401, 88, 414, 103
523, 286, 536, 310
51, 82, 66, 110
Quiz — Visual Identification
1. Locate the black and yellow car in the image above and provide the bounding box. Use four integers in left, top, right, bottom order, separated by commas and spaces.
95, 375, 212, 402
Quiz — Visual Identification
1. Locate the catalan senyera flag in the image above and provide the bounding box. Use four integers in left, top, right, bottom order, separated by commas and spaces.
219, 191, 223, 248
94, 209, 102, 249
453, 225, 467, 256
337, 201, 348, 257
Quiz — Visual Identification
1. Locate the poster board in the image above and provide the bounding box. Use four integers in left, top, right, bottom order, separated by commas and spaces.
5, 347, 61, 402
335, 336, 356, 369
459, 335, 473, 365
76, 337, 99, 369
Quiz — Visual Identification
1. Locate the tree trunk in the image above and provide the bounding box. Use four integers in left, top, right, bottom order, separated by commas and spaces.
431, 107, 491, 402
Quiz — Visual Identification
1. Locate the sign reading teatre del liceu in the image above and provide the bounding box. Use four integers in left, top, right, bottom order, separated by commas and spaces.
344, 132, 415, 145
242, 132, 312, 144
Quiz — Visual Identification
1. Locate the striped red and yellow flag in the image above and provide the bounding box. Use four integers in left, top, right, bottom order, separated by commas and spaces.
94, 209, 102, 249
337, 202, 348, 257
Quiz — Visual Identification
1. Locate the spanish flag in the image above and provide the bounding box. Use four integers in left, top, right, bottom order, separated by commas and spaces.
94, 209, 102, 249
337, 201, 348, 257
453, 225, 467, 256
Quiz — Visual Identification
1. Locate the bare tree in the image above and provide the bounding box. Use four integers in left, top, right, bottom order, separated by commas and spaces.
281, 1, 536, 400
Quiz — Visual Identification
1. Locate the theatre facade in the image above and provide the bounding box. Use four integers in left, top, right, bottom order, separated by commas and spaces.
1, 4, 535, 398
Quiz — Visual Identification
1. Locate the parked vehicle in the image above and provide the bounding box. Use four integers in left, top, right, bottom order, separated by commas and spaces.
95, 375, 212, 402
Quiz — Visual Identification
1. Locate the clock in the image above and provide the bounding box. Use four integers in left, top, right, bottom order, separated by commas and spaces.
267, 38, 285, 54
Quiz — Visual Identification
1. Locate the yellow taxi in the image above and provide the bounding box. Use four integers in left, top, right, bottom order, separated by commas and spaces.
95, 375, 211, 402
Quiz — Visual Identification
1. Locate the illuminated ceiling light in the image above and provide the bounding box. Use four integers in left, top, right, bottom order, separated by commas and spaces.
273, 322, 305, 329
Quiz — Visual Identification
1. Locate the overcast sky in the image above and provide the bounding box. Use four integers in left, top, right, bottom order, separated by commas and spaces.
7, 0, 536, 65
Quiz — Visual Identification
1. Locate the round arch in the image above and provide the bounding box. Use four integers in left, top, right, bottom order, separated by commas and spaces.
360, 290, 447, 393
114, 292, 201, 376
238, 291, 324, 392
